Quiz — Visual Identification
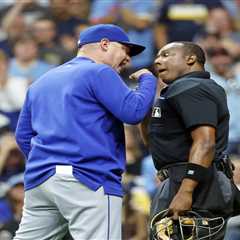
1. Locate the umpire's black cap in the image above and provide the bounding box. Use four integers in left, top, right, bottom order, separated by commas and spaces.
78, 24, 145, 56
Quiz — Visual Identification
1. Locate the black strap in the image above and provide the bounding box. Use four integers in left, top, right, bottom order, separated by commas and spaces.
185, 163, 212, 182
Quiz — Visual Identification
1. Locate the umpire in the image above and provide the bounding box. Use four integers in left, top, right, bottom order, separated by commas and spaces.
140, 42, 240, 239
14, 24, 157, 240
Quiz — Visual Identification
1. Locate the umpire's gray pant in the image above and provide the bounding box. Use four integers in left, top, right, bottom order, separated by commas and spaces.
14, 166, 122, 240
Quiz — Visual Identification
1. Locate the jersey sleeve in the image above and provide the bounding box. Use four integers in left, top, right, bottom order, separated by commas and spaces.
15, 90, 36, 158
172, 84, 218, 129
91, 66, 156, 124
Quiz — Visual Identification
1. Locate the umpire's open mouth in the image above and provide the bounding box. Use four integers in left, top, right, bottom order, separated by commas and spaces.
158, 69, 168, 76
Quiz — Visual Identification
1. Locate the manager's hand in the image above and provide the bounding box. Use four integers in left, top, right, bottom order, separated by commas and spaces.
129, 69, 153, 81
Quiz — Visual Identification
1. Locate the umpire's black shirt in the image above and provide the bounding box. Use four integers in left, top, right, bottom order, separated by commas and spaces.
149, 71, 229, 170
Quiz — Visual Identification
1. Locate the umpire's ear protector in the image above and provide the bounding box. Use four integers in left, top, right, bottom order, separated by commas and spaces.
186, 55, 197, 66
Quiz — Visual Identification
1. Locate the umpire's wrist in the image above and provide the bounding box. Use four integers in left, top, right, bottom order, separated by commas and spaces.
179, 178, 198, 194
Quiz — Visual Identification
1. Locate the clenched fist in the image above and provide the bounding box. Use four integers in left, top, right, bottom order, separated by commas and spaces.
129, 69, 153, 81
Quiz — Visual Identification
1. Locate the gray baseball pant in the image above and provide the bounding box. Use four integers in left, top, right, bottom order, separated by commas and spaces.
14, 166, 122, 240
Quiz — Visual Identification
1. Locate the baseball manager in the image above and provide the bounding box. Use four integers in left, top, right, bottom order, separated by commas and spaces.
14, 24, 157, 240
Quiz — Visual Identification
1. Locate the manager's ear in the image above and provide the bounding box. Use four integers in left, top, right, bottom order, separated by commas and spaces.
186, 55, 197, 66
99, 38, 110, 52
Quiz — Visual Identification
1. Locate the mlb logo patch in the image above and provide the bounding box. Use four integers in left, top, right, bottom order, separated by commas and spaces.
152, 107, 161, 118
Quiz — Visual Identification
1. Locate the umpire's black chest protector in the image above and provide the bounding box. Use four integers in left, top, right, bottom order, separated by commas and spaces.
149, 73, 229, 171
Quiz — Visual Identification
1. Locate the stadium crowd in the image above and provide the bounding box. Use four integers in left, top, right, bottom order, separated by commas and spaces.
0, 0, 240, 239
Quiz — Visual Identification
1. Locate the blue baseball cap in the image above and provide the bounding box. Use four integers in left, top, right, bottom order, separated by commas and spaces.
78, 24, 145, 56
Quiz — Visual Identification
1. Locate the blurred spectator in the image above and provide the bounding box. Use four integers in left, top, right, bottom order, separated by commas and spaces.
89, 0, 118, 25
68, 0, 90, 23
31, 17, 71, 65
224, 158, 240, 240
0, 181, 12, 225
47, 0, 69, 22
0, 0, 15, 9
0, 134, 24, 227
64, 22, 91, 59
223, 0, 240, 31
8, 34, 54, 82
201, 7, 240, 59
0, 173, 24, 240
1, 0, 48, 32
207, 47, 240, 155
119, 0, 157, 76
154, 0, 223, 49
0, 50, 28, 131
234, 61, 240, 80
0, 133, 25, 182
122, 178, 150, 240
47, 0, 90, 37
124, 125, 144, 183
40, 0, 90, 63
195, 31, 222, 52
122, 125, 151, 240
59, 34, 78, 59
0, 0, 48, 9
74, 22, 89, 40
206, 8, 240, 58
0, 114, 10, 136
0, 13, 27, 57
141, 154, 159, 198
232, 158, 240, 190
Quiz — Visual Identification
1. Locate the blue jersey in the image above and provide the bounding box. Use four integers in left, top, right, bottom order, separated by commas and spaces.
15, 57, 156, 196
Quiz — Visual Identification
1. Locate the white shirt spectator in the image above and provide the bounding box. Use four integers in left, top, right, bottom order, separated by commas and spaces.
0, 76, 28, 112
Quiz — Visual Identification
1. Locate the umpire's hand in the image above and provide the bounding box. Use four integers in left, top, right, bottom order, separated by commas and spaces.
129, 69, 153, 80
168, 189, 193, 220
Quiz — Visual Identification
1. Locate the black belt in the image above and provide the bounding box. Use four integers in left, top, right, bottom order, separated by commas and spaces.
157, 154, 234, 181
157, 162, 188, 181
